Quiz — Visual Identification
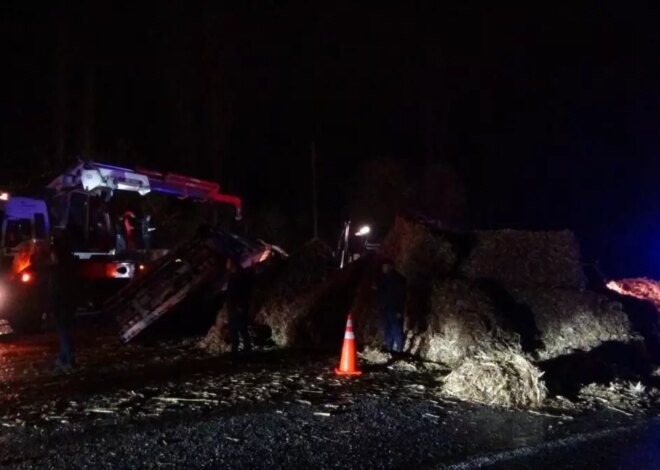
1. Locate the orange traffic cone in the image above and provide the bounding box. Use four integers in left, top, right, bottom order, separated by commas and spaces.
335, 314, 362, 376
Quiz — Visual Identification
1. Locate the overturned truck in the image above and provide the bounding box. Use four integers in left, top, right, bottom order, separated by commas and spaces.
106, 227, 272, 342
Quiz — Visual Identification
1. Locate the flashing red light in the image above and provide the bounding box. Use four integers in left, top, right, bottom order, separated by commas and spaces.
138, 264, 146, 271
20, 272, 33, 283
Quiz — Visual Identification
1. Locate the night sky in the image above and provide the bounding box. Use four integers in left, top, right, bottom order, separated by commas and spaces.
2, 3, 660, 277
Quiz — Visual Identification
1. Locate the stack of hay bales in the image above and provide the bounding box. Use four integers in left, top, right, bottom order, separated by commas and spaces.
200, 215, 659, 409
353, 216, 656, 408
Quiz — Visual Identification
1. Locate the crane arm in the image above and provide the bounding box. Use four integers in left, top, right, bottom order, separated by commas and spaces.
47, 161, 242, 218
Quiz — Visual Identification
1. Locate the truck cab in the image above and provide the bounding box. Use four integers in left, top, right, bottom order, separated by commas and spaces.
0, 195, 50, 271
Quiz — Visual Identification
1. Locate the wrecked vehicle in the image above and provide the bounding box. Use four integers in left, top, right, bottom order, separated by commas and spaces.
106, 226, 272, 342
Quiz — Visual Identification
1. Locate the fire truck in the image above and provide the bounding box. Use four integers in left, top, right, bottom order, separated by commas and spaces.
0, 161, 249, 334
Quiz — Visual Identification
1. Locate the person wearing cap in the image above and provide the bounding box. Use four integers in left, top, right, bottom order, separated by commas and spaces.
375, 258, 406, 352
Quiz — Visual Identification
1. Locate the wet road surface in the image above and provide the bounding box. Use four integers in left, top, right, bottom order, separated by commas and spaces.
0, 320, 658, 469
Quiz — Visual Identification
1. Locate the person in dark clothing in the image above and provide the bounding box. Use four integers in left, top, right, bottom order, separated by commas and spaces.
115, 215, 126, 252
225, 258, 252, 356
375, 258, 406, 352
47, 237, 76, 370
140, 214, 153, 250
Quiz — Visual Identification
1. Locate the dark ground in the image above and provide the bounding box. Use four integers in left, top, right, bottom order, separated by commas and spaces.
0, 319, 658, 469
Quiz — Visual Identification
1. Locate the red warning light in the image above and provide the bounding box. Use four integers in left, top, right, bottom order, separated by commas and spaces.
20, 272, 33, 283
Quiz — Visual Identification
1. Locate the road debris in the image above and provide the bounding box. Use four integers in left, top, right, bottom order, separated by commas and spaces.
86, 408, 117, 414
578, 381, 659, 413
359, 347, 391, 365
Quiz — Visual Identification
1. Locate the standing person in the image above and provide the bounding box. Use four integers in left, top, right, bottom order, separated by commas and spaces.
225, 258, 252, 357
47, 236, 76, 370
376, 258, 406, 352
123, 211, 137, 250
140, 214, 153, 250
115, 215, 126, 252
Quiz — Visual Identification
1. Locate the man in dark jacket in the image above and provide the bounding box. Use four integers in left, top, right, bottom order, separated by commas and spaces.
47, 237, 76, 369
376, 258, 406, 352
225, 258, 252, 356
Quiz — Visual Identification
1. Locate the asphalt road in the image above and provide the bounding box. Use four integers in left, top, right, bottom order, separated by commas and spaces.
0, 321, 658, 469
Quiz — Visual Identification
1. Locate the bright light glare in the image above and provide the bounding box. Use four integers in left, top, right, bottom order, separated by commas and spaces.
20, 272, 32, 283
355, 225, 371, 237
0, 192, 9, 201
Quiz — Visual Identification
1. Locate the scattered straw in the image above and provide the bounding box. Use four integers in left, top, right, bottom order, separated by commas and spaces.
578, 381, 654, 412
358, 347, 391, 365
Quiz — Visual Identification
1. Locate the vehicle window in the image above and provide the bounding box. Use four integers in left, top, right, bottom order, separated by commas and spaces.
5, 218, 32, 248
48, 194, 69, 228
67, 192, 89, 250
34, 213, 47, 239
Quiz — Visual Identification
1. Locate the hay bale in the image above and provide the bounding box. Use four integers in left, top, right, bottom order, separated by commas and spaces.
348, 258, 382, 346
198, 307, 232, 354
254, 296, 313, 348
200, 240, 333, 351
510, 288, 638, 360
377, 217, 458, 345
443, 349, 547, 408
407, 279, 518, 367
459, 230, 586, 289
380, 216, 457, 281
253, 249, 362, 348
259, 239, 332, 304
